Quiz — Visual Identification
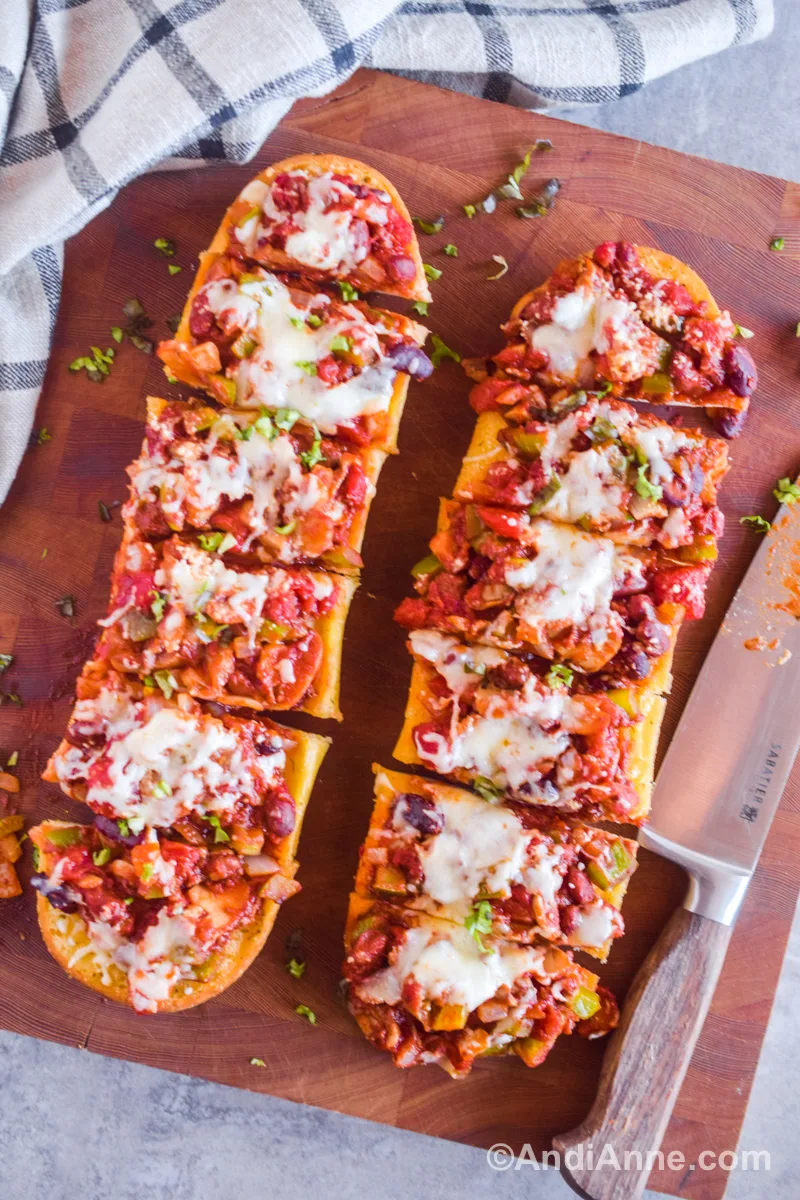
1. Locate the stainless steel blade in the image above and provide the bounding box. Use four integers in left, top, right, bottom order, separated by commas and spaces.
641, 496, 800, 923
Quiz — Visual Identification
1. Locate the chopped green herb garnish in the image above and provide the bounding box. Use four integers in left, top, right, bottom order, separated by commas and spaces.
287, 958, 306, 979
167, 263, 182, 275
237, 423, 254, 441
774, 477, 800, 505
275, 520, 297, 536
299, 424, 323, 470
0, 655, 13, 674
198, 531, 236, 555
517, 178, 562, 220
288, 316, 306, 330
735, 324, 754, 339
411, 300, 429, 316
740, 514, 770, 532
338, 281, 359, 302
250, 1057, 266, 1067
796, 321, 800, 338
154, 237, 175, 256
423, 263, 442, 282
56, 595, 76, 620
111, 326, 123, 343
274, 408, 300, 431
7, 751, 18, 767
207, 815, 230, 843
117, 819, 130, 837
92, 847, 112, 867
546, 662, 574, 689
634, 462, 663, 502
588, 416, 619, 444
295, 1004, 317, 1025
41, 548, 48, 559
98, 500, 112, 523
152, 669, 177, 699
150, 591, 167, 621
34, 427, 52, 444
770, 237, 785, 251
473, 776, 502, 803
254, 409, 275, 439
443, 243, 458, 257
465, 900, 494, 952
463, 204, 477, 219
430, 334, 461, 368
141, 863, 154, 882
151, 779, 172, 799
413, 215, 445, 235
329, 334, 353, 354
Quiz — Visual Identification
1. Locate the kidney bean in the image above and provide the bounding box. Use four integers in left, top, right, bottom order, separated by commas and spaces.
94, 814, 144, 847
347, 929, 389, 980
265, 796, 296, 839
637, 617, 671, 658
189, 293, 215, 340
394, 793, 444, 836
31, 876, 79, 913
271, 173, 309, 213
390, 845, 424, 887
560, 905, 583, 936
488, 658, 530, 690
711, 406, 747, 439
627, 594, 656, 624
65, 720, 105, 750
724, 345, 758, 398
564, 865, 595, 906
386, 254, 417, 282
386, 341, 434, 381
609, 643, 652, 680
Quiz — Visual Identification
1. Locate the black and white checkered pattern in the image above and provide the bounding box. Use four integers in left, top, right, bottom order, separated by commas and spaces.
0, 0, 774, 501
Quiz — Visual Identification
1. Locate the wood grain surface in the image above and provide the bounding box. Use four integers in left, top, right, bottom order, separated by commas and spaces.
2, 69, 800, 1200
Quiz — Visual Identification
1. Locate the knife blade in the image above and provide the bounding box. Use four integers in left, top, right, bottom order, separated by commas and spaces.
641, 495, 800, 924
555, 495, 800, 1200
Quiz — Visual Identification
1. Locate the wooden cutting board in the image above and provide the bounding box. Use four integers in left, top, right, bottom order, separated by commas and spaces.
2, 68, 799, 1200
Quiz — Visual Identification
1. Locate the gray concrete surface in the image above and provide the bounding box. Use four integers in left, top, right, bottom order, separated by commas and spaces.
2, 2, 798, 1197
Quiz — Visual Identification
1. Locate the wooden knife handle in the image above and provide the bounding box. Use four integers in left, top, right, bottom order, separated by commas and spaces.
553, 907, 733, 1200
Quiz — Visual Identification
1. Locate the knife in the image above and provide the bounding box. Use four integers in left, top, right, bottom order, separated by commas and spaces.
553, 496, 800, 1200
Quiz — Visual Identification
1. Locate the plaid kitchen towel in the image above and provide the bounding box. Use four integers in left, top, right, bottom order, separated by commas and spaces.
0, 0, 774, 503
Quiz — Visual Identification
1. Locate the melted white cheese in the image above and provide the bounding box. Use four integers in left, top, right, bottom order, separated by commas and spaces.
528, 276, 662, 383
520, 841, 568, 907
400, 792, 530, 909
87, 908, 197, 1014
529, 288, 641, 381
503, 521, 619, 639
155, 540, 289, 649
408, 630, 505, 695
543, 449, 626, 523
202, 273, 398, 429
129, 416, 320, 552
357, 919, 548, 1012
633, 424, 691, 483
238, 172, 368, 272
55, 693, 285, 828
569, 901, 618, 947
